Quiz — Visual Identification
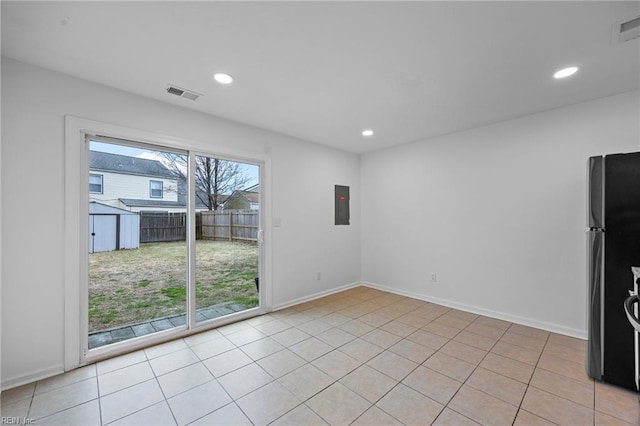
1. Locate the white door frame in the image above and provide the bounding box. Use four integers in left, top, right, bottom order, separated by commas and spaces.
64, 116, 272, 370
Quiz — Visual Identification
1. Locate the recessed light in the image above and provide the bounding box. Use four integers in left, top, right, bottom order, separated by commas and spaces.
213, 72, 234, 85
362, 129, 374, 137
554, 66, 579, 79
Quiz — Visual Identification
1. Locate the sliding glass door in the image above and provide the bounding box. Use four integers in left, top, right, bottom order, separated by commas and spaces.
85, 138, 262, 353
193, 154, 260, 324
87, 140, 189, 349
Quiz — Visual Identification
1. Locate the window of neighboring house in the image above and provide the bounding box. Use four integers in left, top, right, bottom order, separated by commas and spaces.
150, 180, 163, 198
89, 174, 103, 194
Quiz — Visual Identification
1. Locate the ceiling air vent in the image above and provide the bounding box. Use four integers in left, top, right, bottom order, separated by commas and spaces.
613, 15, 640, 44
166, 84, 201, 101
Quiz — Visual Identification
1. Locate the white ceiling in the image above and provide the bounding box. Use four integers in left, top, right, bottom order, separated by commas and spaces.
2, 1, 639, 154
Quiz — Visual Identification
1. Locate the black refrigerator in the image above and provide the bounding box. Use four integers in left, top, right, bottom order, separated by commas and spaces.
587, 152, 640, 392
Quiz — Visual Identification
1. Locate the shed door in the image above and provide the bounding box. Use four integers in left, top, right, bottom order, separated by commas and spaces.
89, 215, 117, 253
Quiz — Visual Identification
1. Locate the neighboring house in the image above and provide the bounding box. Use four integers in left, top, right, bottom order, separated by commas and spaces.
89, 151, 185, 213
223, 186, 259, 210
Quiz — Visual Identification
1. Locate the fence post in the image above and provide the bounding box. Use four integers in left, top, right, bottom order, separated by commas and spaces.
196, 212, 201, 240
228, 211, 232, 241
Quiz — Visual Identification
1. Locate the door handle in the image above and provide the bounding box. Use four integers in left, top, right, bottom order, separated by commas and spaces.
257, 229, 264, 244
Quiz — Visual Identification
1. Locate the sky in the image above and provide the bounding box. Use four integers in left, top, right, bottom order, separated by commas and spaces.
90, 141, 259, 187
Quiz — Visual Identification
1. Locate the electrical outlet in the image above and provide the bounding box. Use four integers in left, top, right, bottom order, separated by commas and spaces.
430, 273, 437, 283
317, 272, 322, 280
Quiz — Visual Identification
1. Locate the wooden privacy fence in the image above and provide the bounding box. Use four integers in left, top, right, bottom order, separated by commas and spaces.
140, 212, 186, 243
200, 210, 258, 242
140, 211, 258, 243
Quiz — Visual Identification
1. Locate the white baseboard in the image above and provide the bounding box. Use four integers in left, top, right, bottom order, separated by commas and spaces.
362, 281, 587, 340
1, 364, 65, 392
272, 282, 361, 311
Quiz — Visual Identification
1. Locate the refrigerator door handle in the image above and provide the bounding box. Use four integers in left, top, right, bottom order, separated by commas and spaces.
587, 230, 605, 381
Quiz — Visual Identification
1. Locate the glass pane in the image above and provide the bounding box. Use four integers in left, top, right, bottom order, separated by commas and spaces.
89, 174, 102, 193
150, 180, 163, 198
88, 141, 187, 349
192, 155, 260, 323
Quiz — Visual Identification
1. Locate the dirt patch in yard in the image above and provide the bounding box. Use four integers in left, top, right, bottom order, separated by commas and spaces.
89, 240, 258, 332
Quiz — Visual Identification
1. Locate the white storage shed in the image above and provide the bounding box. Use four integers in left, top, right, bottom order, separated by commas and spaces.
89, 202, 140, 253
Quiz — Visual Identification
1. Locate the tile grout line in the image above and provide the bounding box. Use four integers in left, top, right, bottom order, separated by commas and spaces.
99, 348, 160, 425
527, 335, 603, 418
97, 362, 104, 426
510, 330, 552, 426
25, 375, 100, 423
155, 340, 182, 426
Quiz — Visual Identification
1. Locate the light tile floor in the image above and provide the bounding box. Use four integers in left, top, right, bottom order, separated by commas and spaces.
2, 286, 639, 425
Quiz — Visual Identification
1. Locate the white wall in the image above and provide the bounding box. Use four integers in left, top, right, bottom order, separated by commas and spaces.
362, 90, 640, 338
1, 58, 361, 388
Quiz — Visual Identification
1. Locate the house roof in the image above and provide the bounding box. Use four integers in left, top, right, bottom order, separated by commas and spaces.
119, 198, 187, 208
90, 151, 176, 179
120, 197, 213, 210
238, 191, 259, 204
227, 190, 259, 205
89, 201, 138, 215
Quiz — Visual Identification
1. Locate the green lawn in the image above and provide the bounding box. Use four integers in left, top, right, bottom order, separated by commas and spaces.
89, 240, 258, 332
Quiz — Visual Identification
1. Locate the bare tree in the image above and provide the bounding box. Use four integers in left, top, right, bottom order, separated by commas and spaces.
162, 154, 251, 210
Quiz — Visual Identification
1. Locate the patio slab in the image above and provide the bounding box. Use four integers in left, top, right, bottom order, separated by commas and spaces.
88, 301, 253, 349
131, 322, 155, 337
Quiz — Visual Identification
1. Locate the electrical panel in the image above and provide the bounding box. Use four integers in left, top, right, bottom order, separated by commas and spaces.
335, 185, 350, 225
